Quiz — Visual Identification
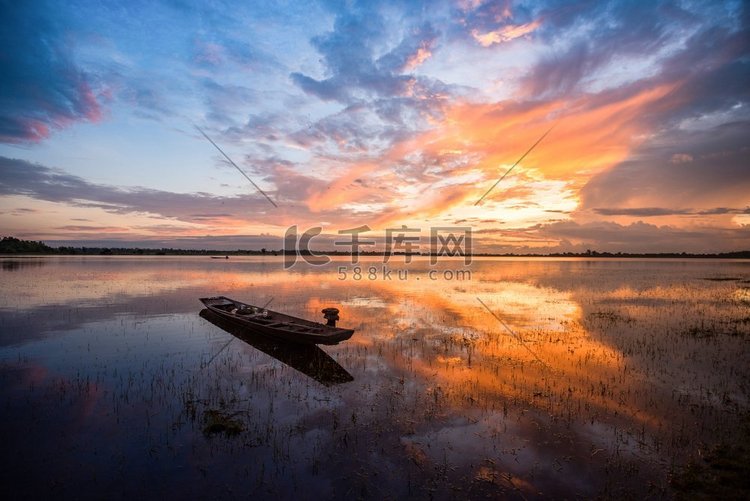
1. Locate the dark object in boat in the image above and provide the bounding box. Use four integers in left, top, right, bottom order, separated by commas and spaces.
210, 256, 229, 259
200, 309, 353, 386
199, 296, 355, 345
321, 307, 340, 326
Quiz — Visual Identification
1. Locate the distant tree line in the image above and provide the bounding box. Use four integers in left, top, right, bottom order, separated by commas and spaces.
0, 236, 55, 254
0, 236, 274, 256
1, 236, 749, 258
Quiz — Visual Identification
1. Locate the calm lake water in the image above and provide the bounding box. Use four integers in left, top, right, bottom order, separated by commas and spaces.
1, 256, 749, 498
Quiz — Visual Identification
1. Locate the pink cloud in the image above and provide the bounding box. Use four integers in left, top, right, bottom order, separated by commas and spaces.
472, 19, 541, 47
403, 43, 433, 71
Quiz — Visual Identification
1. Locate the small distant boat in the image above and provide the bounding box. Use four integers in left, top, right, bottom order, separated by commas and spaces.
199, 296, 355, 345
210, 256, 229, 259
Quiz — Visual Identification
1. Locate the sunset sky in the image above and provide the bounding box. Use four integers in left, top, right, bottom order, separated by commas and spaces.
1, 0, 748, 252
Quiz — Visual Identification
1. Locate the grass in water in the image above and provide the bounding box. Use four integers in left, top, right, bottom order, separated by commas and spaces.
203, 409, 244, 437
671, 416, 750, 499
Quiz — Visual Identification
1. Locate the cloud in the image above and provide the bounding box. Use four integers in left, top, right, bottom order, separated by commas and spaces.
471, 19, 541, 47
670, 153, 693, 164
559, 4, 750, 228
0, 155, 394, 233
386, 79, 676, 194
43, 234, 287, 251
580, 121, 750, 213
289, 5, 448, 107
457, 0, 518, 35
592, 207, 750, 217
289, 6, 392, 102
0, 1, 103, 142
54, 225, 130, 232
0, 155, 271, 225
200, 78, 258, 126
7, 207, 38, 215
519, 41, 599, 97
109, 80, 170, 122
518, 0, 742, 98
536, 220, 750, 253
593, 208, 690, 217
3, 0, 748, 255
285, 59, 688, 230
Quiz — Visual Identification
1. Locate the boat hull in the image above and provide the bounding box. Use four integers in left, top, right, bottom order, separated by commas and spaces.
200, 309, 353, 385
199, 296, 354, 345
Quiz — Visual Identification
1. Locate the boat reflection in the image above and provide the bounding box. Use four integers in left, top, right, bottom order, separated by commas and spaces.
199, 309, 353, 386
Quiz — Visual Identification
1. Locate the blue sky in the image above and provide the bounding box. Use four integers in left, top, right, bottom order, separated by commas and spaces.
1, 0, 748, 251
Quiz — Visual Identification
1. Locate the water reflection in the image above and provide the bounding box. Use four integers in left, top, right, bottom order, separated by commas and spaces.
199, 309, 353, 386
0, 256, 748, 498
1, 258, 47, 271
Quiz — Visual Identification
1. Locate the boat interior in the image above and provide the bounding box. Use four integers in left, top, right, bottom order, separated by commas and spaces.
210, 301, 327, 334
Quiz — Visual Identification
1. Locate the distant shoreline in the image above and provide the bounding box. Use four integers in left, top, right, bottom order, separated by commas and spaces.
2, 237, 749, 259
2, 251, 750, 259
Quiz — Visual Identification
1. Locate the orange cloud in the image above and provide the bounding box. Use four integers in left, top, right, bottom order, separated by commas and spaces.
306, 163, 380, 213
298, 81, 679, 232
430, 83, 676, 180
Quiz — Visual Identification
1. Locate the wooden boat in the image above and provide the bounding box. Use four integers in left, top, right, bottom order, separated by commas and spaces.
199, 296, 354, 345
200, 309, 353, 385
